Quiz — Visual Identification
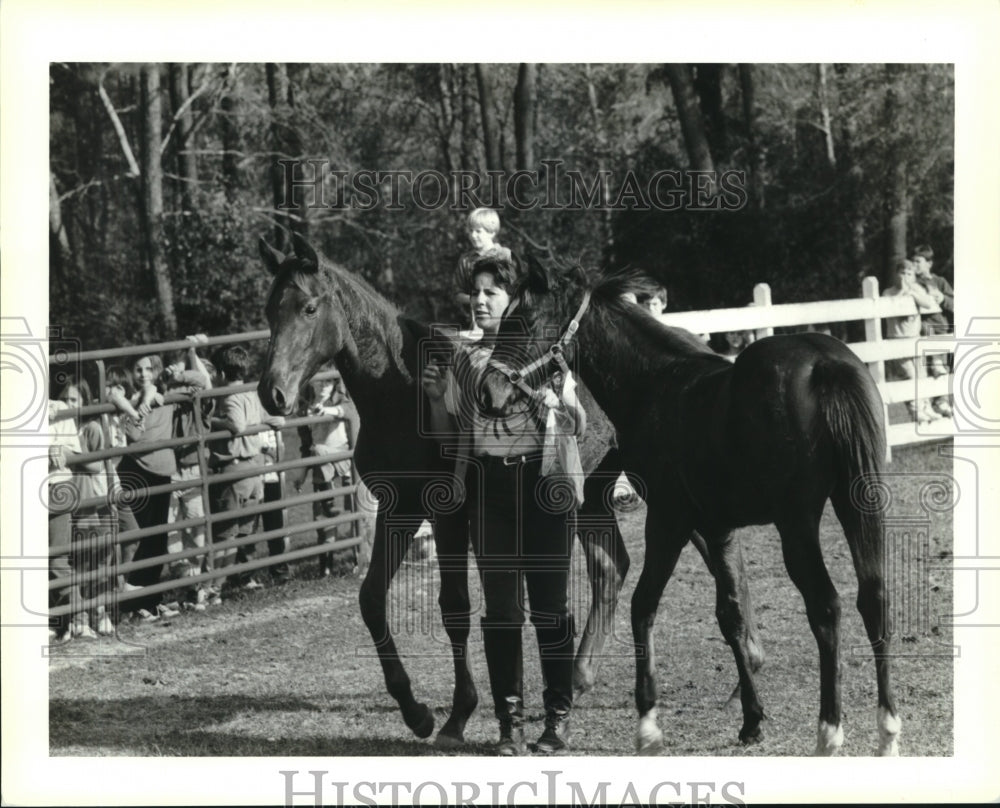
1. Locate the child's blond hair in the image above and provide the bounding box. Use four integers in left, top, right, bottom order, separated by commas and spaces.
466, 207, 501, 235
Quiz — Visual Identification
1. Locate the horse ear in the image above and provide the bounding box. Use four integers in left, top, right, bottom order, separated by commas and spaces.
291, 232, 319, 271
258, 237, 285, 275
523, 251, 551, 292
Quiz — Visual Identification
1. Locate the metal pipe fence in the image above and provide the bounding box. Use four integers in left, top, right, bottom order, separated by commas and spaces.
47, 332, 366, 621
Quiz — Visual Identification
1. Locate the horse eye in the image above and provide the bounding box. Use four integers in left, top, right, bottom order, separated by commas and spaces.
303, 303, 318, 317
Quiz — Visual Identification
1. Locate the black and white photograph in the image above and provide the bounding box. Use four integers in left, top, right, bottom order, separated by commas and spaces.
2, 1, 999, 805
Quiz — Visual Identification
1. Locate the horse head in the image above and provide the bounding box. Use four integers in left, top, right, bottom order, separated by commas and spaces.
258, 233, 357, 415
481, 252, 589, 416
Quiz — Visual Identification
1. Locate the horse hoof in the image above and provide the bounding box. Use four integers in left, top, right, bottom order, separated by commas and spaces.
636, 734, 664, 756
434, 731, 465, 750
573, 667, 595, 696
738, 724, 763, 745
405, 703, 435, 739
814, 720, 843, 756
877, 707, 901, 756
635, 712, 663, 755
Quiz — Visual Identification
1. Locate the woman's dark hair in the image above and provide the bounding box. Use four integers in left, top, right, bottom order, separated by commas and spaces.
468, 254, 520, 293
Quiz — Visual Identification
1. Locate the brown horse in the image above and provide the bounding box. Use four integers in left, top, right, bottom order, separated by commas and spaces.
481, 255, 900, 756
256, 234, 761, 747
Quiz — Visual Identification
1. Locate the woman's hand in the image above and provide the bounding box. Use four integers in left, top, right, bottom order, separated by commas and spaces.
539, 388, 560, 409
422, 364, 448, 401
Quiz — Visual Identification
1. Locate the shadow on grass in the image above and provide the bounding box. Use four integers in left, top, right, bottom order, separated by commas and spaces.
49, 694, 498, 756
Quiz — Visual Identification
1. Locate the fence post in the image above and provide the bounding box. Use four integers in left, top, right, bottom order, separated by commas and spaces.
862, 276, 892, 462
752, 283, 773, 340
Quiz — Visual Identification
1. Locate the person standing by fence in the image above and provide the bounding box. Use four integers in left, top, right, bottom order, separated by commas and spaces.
883, 258, 941, 424
118, 354, 179, 621
912, 244, 954, 417
208, 346, 284, 596
293, 376, 354, 576
164, 336, 214, 610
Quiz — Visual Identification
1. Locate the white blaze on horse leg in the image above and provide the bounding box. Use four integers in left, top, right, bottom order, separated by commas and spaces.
877, 707, 902, 756
815, 720, 844, 756
635, 708, 663, 755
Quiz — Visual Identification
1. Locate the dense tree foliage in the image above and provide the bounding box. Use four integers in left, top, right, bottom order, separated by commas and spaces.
49, 63, 953, 349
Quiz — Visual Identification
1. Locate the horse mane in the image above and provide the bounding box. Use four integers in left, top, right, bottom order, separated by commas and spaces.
588, 269, 721, 361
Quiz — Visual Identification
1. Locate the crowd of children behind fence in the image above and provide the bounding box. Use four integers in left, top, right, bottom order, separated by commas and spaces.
48, 340, 353, 643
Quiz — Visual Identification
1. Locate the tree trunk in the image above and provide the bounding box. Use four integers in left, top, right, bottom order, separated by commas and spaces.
737, 64, 765, 210
140, 64, 177, 336
168, 62, 199, 210
49, 171, 78, 278
663, 64, 716, 181
435, 63, 458, 174
220, 66, 242, 203
883, 63, 908, 280
692, 63, 726, 163
459, 64, 474, 173
267, 62, 307, 250
474, 63, 503, 172
584, 64, 614, 262
816, 64, 836, 170
834, 64, 867, 278
513, 63, 537, 172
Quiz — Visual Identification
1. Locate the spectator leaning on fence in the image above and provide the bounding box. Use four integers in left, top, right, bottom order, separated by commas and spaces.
163, 335, 214, 611
47, 392, 84, 643
208, 345, 285, 598
102, 365, 142, 593
882, 258, 941, 425
58, 377, 120, 638
117, 353, 180, 622
293, 375, 355, 576
912, 244, 954, 417
259, 426, 291, 585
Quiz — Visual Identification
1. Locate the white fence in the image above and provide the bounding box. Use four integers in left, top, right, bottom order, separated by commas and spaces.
659, 276, 954, 459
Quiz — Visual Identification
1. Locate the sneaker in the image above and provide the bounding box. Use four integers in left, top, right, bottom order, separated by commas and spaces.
71, 622, 98, 639
157, 603, 181, 618
208, 594, 223, 607
241, 579, 263, 591
132, 608, 159, 624
95, 614, 115, 636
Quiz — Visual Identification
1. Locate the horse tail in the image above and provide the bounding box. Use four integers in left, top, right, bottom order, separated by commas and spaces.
811, 354, 887, 581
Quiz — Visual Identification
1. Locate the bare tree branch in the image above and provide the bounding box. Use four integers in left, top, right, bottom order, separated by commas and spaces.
97, 73, 141, 177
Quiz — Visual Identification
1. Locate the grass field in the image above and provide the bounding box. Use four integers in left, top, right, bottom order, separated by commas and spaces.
48, 441, 954, 757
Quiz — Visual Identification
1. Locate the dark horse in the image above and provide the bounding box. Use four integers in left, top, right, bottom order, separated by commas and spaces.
256, 235, 762, 747
481, 257, 900, 756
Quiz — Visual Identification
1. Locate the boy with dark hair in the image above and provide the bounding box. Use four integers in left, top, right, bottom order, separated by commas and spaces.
636, 284, 668, 320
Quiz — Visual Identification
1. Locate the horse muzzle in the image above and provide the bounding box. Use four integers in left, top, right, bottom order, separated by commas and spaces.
258, 377, 295, 416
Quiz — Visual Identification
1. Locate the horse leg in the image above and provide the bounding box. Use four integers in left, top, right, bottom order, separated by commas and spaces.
774, 509, 844, 755
358, 508, 434, 739
831, 488, 901, 756
631, 507, 689, 755
575, 474, 630, 696
432, 507, 479, 748
703, 530, 767, 744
